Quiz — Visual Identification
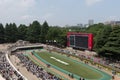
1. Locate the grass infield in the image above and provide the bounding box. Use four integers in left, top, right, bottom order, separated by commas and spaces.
35, 50, 105, 79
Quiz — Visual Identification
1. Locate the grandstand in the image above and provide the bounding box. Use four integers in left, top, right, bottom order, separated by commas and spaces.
0, 40, 120, 80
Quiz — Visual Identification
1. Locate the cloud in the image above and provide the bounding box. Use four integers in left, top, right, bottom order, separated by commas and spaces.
85, 0, 103, 6
21, 15, 33, 20
0, 0, 36, 8
20, 15, 40, 20
0, 0, 36, 17
0, 0, 37, 24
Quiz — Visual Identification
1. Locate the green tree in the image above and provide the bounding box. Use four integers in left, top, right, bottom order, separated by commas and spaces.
94, 25, 112, 53
4, 23, 18, 42
86, 23, 106, 50
0, 23, 5, 43
86, 23, 104, 36
57, 28, 67, 47
103, 25, 120, 54
46, 27, 60, 40
41, 21, 49, 43
26, 21, 41, 43
46, 26, 67, 47
18, 24, 27, 40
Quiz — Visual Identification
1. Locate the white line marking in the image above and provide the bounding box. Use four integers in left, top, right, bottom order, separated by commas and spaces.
50, 57, 69, 65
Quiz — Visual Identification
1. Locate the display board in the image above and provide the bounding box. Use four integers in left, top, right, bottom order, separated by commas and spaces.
67, 32, 93, 50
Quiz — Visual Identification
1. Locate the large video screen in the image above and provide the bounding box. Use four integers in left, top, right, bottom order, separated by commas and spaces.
69, 35, 88, 49
75, 35, 88, 49
69, 35, 75, 46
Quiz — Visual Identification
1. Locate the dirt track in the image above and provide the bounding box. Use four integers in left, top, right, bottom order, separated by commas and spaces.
10, 54, 41, 80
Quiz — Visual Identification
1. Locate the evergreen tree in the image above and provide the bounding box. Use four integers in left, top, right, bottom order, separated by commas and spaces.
4, 23, 18, 42
41, 21, 49, 43
103, 25, 120, 54
46, 27, 67, 47
18, 24, 27, 40
94, 25, 112, 53
26, 21, 41, 43
0, 23, 5, 43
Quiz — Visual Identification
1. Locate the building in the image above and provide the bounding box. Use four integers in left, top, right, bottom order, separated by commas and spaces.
104, 21, 120, 26
88, 19, 94, 26
115, 21, 120, 25
77, 23, 83, 27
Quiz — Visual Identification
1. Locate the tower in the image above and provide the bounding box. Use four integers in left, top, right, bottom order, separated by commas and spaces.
88, 19, 94, 26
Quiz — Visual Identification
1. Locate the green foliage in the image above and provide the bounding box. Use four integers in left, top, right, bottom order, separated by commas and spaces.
18, 24, 27, 40
103, 26, 120, 54
26, 21, 41, 43
85, 23, 120, 55
4, 23, 18, 42
94, 25, 112, 53
46, 27, 61, 40
41, 21, 49, 43
0, 20, 120, 55
86, 23, 104, 36
65, 26, 86, 32
86, 23, 105, 49
0, 23, 5, 43
46, 27, 67, 47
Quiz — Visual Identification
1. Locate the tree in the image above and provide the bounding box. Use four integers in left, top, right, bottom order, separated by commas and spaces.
12, 23, 18, 42
94, 25, 112, 54
0, 23, 5, 43
57, 29, 67, 47
41, 21, 49, 43
103, 25, 120, 55
45, 26, 67, 47
46, 27, 60, 40
18, 24, 27, 40
26, 21, 41, 43
86, 23, 104, 37
4, 23, 18, 42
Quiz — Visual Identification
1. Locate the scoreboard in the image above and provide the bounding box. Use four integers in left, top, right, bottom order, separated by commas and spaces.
67, 32, 93, 50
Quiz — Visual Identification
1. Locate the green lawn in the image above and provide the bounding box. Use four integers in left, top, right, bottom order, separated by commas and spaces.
36, 51, 103, 79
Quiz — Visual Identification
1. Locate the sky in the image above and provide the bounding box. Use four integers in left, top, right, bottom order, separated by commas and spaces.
0, 0, 120, 26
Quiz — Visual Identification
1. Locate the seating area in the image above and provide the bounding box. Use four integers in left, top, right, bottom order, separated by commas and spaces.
0, 40, 62, 80
0, 52, 24, 80
0, 40, 119, 80
15, 53, 61, 80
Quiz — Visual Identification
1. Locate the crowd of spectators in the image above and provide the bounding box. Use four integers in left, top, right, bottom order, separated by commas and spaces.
15, 53, 61, 80
0, 40, 61, 80
0, 52, 24, 80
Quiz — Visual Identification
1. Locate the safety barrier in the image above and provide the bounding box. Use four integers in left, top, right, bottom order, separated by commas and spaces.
5, 52, 27, 80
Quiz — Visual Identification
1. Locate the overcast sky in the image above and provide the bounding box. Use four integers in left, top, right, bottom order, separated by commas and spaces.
0, 0, 120, 26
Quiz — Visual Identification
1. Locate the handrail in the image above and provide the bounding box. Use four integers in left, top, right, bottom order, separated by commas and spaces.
5, 52, 28, 80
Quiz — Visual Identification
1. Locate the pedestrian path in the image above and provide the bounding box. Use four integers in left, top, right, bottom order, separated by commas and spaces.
0, 74, 5, 80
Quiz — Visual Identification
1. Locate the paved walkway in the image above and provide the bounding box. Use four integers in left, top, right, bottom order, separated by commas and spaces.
9, 54, 41, 80
0, 74, 5, 80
